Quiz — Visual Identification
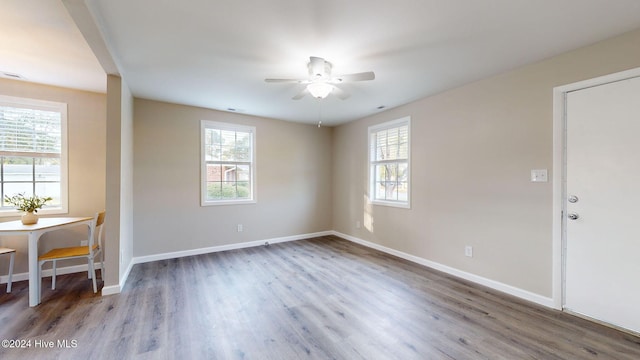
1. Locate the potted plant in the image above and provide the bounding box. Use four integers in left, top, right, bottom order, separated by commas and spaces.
4, 193, 53, 225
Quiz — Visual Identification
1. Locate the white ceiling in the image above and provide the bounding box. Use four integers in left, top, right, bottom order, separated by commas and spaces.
3, 1, 640, 126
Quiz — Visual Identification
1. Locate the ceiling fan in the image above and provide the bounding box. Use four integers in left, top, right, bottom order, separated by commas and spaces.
265, 56, 375, 100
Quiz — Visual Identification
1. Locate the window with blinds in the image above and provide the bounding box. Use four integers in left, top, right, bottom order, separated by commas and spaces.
368, 117, 411, 208
201, 120, 256, 205
0, 95, 67, 214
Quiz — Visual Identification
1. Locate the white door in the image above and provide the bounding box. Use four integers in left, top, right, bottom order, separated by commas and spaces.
564, 75, 640, 333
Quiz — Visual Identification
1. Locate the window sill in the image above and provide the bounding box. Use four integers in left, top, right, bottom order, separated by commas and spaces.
370, 200, 411, 209
201, 199, 257, 207
0, 207, 68, 218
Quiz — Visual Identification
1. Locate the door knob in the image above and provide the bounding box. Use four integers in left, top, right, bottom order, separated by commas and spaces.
568, 213, 580, 220
568, 195, 579, 203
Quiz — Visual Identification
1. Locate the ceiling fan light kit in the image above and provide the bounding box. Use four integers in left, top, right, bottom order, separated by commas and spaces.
307, 82, 333, 99
265, 56, 375, 100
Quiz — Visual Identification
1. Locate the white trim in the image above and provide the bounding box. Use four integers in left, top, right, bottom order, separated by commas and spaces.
552, 67, 640, 310
132, 231, 333, 265
100, 258, 134, 296
333, 231, 555, 308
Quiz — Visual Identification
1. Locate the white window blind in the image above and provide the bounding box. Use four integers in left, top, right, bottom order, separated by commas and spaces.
0, 106, 62, 155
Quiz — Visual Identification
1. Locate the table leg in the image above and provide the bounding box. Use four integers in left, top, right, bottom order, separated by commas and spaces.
28, 231, 41, 307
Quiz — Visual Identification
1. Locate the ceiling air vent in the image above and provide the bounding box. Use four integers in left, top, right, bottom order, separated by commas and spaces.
1, 71, 26, 80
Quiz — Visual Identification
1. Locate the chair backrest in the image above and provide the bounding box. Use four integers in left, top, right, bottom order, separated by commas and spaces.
88, 211, 106, 254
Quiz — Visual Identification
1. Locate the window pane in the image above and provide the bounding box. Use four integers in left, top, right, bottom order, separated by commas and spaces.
35, 157, 60, 182
237, 165, 250, 181
207, 182, 222, 200
3, 183, 33, 199
397, 182, 409, 201
206, 164, 222, 182
236, 181, 250, 199
3, 158, 33, 182
221, 181, 237, 199
204, 129, 221, 161
375, 181, 386, 200
384, 181, 398, 200
235, 144, 250, 162
223, 165, 237, 181
398, 162, 408, 182
35, 182, 60, 205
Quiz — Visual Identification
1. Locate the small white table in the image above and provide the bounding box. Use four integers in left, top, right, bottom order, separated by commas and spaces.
0, 217, 93, 307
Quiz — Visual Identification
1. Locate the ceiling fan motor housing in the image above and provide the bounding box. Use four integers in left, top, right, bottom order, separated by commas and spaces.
308, 57, 332, 78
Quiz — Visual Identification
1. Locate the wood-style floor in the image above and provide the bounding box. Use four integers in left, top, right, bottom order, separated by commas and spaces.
1, 236, 639, 359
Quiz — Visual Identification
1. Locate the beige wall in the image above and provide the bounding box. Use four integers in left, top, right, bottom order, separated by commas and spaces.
0, 78, 106, 274
133, 99, 333, 257
332, 28, 640, 298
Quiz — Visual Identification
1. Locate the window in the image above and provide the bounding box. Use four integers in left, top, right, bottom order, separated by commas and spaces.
201, 120, 255, 205
0, 95, 68, 216
369, 117, 410, 208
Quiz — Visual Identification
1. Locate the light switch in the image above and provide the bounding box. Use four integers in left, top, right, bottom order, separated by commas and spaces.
530, 169, 548, 182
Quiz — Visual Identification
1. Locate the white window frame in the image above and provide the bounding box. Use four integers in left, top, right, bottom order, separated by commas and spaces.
368, 116, 411, 209
0, 95, 68, 217
201, 120, 256, 206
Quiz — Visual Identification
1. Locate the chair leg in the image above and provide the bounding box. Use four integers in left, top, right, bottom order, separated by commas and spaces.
52, 260, 56, 290
89, 260, 97, 293
7, 252, 14, 293
101, 249, 105, 280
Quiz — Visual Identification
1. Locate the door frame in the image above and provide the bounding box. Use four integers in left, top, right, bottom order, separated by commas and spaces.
552, 67, 640, 310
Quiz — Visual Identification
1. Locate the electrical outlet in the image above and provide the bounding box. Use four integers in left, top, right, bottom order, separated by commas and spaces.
80, 240, 88, 246
237, 224, 243, 232
465, 246, 473, 257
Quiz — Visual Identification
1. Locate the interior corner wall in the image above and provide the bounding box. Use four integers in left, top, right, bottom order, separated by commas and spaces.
132, 99, 333, 258
105, 74, 134, 289
0, 78, 106, 275
332, 28, 640, 299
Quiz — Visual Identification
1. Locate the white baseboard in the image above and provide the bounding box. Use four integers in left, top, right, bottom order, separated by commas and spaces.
332, 231, 556, 309
101, 258, 134, 296
132, 231, 333, 265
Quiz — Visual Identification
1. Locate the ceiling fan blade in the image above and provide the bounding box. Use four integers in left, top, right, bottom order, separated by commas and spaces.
265, 78, 305, 83
333, 71, 375, 82
292, 88, 309, 100
332, 86, 350, 100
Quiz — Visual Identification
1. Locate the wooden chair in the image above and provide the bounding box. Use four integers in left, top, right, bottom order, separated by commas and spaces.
38, 211, 106, 294
0, 247, 15, 293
